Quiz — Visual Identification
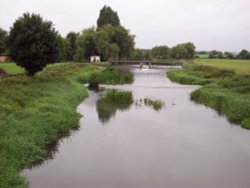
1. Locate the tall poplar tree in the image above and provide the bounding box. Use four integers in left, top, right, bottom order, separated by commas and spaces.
97, 5, 120, 28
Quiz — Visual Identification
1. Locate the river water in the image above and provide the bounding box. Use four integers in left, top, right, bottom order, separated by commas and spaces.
23, 66, 250, 188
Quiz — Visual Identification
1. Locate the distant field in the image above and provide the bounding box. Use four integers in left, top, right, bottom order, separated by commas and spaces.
0, 62, 73, 75
194, 59, 250, 75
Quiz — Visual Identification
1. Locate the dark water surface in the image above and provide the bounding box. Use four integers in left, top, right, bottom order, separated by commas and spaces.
23, 67, 250, 188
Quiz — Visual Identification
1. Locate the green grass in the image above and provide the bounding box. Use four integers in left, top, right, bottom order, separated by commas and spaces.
0, 62, 73, 75
96, 90, 134, 123
168, 64, 236, 85
167, 60, 250, 129
104, 89, 133, 104
79, 67, 134, 85
0, 62, 25, 74
0, 63, 133, 188
194, 59, 250, 75
143, 98, 165, 111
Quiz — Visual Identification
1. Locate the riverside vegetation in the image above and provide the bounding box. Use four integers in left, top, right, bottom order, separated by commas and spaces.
0, 63, 133, 188
143, 98, 165, 111
167, 59, 250, 129
96, 90, 134, 123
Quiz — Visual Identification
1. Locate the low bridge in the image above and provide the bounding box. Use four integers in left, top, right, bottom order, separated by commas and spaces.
109, 58, 183, 69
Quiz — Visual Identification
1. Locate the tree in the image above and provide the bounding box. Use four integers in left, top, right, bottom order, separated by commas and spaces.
237, 49, 250, 60
7, 13, 59, 76
131, 49, 144, 59
97, 5, 120, 28
131, 49, 151, 59
183, 42, 195, 59
208, 50, 223, 59
75, 27, 98, 61
224, 52, 235, 59
169, 43, 196, 59
151, 45, 169, 59
0, 28, 7, 55
94, 24, 119, 60
56, 35, 68, 62
93, 6, 134, 60
208, 50, 217, 59
66, 32, 78, 61
112, 26, 134, 58
170, 44, 188, 59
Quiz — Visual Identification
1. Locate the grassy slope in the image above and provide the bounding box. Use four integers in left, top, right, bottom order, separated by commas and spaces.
168, 60, 250, 129
0, 63, 133, 188
0, 62, 73, 75
0, 62, 25, 74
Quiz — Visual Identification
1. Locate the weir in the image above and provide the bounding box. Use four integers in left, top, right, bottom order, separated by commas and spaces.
109, 58, 184, 67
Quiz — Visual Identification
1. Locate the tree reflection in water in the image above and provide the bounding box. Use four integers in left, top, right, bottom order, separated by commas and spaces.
96, 93, 133, 123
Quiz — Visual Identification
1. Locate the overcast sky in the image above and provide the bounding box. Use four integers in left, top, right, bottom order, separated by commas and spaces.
0, 0, 249, 52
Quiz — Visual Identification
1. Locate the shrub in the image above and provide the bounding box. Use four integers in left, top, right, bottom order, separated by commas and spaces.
8, 13, 59, 76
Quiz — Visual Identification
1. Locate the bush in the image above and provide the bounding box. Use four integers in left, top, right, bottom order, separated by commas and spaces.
8, 13, 59, 76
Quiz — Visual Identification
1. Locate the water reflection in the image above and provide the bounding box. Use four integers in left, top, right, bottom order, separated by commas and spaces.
96, 90, 166, 123
25, 126, 80, 170
96, 91, 133, 123
135, 97, 165, 111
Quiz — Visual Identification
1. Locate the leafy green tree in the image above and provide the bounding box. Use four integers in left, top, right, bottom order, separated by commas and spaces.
56, 35, 68, 62
7, 13, 59, 76
112, 26, 134, 58
75, 27, 98, 61
97, 5, 120, 28
224, 52, 235, 59
208, 50, 217, 59
0, 28, 7, 55
94, 25, 119, 60
66, 32, 78, 61
208, 50, 224, 59
170, 44, 188, 59
170, 43, 196, 59
131, 49, 151, 59
151, 45, 169, 59
237, 49, 250, 59
144, 50, 151, 59
217, 51, 224, 59
93, 6, 134, 60
183, 42, 195, 59
131, 49, 144, 59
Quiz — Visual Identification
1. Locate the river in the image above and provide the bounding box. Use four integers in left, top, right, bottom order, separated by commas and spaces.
23, 66, 250, 188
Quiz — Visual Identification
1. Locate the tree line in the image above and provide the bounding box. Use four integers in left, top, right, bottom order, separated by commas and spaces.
201, 50, 250, 60
131, 43, 196, 60
0, 5, 197, 76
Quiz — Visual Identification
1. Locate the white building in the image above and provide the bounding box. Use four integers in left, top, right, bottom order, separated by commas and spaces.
90, 55, 101, 63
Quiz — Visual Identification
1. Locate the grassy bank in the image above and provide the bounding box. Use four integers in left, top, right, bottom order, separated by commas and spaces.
167, 60, 250, 129
0, 62, 73, 75
0, 63, 133, 188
